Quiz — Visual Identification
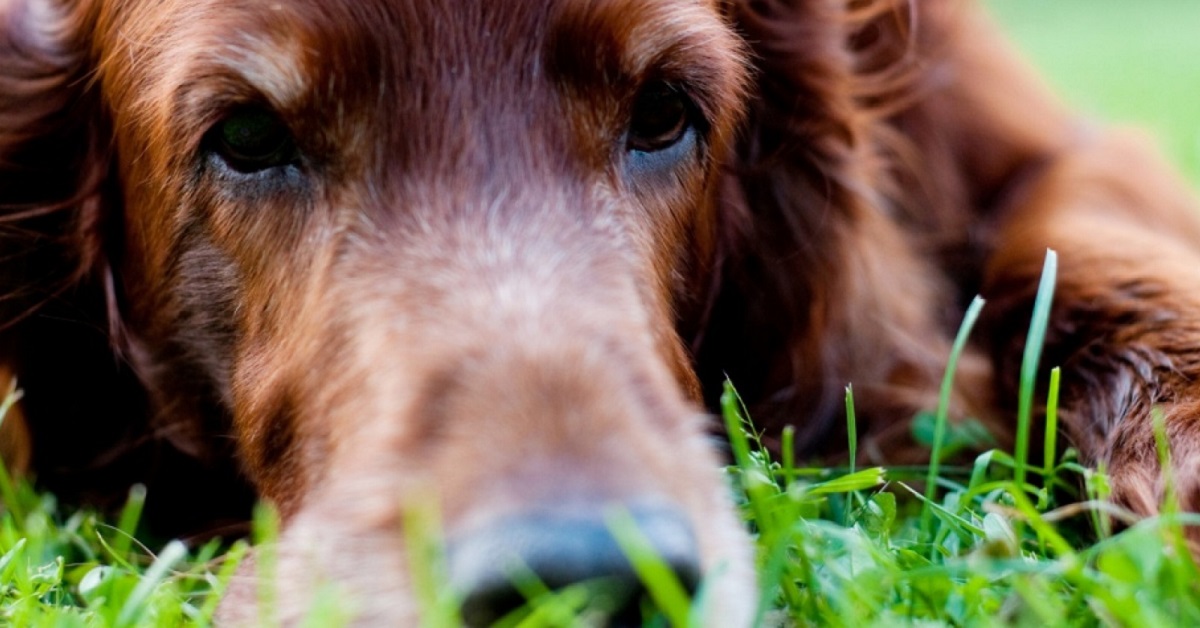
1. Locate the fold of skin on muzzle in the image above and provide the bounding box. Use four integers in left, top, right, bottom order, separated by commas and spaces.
216, 189, 756, 625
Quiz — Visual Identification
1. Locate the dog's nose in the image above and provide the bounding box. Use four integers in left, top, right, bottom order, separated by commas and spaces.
448, 505, 701, 626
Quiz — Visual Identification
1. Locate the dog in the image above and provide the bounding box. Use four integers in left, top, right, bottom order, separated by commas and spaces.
2, 0, 1199, 624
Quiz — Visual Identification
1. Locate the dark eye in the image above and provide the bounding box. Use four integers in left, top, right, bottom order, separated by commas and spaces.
208, 107, 297, 173
627, 83, 691, 153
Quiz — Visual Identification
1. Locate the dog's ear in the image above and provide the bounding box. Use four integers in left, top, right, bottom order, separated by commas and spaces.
0, 0, 110, 322
700, 0, 976, 455
0, 0, 122, 481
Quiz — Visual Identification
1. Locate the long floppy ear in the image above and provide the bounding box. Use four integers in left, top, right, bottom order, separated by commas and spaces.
0, 0, 133, 496
699, 0, 982, 458
0, 0, 110, 320
0, 0, 254, 532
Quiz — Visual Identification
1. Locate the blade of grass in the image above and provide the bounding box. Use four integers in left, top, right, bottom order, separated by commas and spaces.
607, 508, 692, 627
721, 380, 773, 526
253, 502, 281, 628
806, 467, 886, 495
1153, 407, 1177, 515
1086, 462, 1113, 540
114, 539, 187, 628
921, 295, 986, 545
781, 425, 796, 488
93, 526, 141, 574
842, 386, 862, 526
0, 538, 26, 582
898, 482, 986, 539
110, 484, 147, 561
845, 384, 857, 475
506, 584, 588, 628
1040, 368, 1062, 509
1042, 368, 1062, 480
1006, 488, 1075, 559
198, 540, 251, 625
401, 495, 458, 628
1014, 249, 1057, 493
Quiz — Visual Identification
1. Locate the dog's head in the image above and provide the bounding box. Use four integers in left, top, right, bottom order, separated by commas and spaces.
2, 0, 759, 622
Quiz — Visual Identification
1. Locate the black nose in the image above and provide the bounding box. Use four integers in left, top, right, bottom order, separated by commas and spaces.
447, 505, 701, 626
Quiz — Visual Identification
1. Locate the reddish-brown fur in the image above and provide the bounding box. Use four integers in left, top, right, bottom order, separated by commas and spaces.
2, 0, 1199, 623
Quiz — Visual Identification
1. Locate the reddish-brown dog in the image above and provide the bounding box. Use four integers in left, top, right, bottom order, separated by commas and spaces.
2, 0, 1199, 623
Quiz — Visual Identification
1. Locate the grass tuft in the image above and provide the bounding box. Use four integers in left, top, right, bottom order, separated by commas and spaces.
0, 385, 249, 627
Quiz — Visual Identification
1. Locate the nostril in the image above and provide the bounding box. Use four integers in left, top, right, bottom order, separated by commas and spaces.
447, 506, 700, 626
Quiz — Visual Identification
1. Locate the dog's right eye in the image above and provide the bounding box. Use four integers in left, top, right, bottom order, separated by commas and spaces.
627, 83, 692, 154
208, 108, 297, 173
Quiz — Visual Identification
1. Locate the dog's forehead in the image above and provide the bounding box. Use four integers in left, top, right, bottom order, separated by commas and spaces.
93, 0, 747, 181
103, 0, 734, 110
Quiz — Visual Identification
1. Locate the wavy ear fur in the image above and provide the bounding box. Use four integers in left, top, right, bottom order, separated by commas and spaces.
0, 0, 109, 304
0, 0, 134, 498
0, 0, 254, 530
701, 0, 983, 458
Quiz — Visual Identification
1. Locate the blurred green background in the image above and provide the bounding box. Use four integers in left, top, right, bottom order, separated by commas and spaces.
986, 0, 1200, 183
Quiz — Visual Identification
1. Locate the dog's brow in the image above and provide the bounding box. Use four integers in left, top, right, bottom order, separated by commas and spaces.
547, 0, 747, 116
552, 0, 725, 73
213, 32, 310, 108
144, 28, 314, 151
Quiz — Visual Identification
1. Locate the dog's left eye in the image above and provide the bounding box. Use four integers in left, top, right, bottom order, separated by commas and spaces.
208, 108, 297, 173
627, 83, 692, 153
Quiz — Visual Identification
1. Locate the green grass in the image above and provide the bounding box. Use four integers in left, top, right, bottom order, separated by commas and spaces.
710, 250, 1200, 625
0, 469, 248, 626
5, 3, 1200, 626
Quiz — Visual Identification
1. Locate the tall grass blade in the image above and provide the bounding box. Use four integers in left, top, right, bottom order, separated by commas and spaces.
845, 384, 857, 475
1014, 250, 1058, 492
921, 295, 985, 544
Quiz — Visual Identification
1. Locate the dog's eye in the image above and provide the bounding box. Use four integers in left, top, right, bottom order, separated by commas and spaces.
627, 83, 691, 153
209, 108, 297, 172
